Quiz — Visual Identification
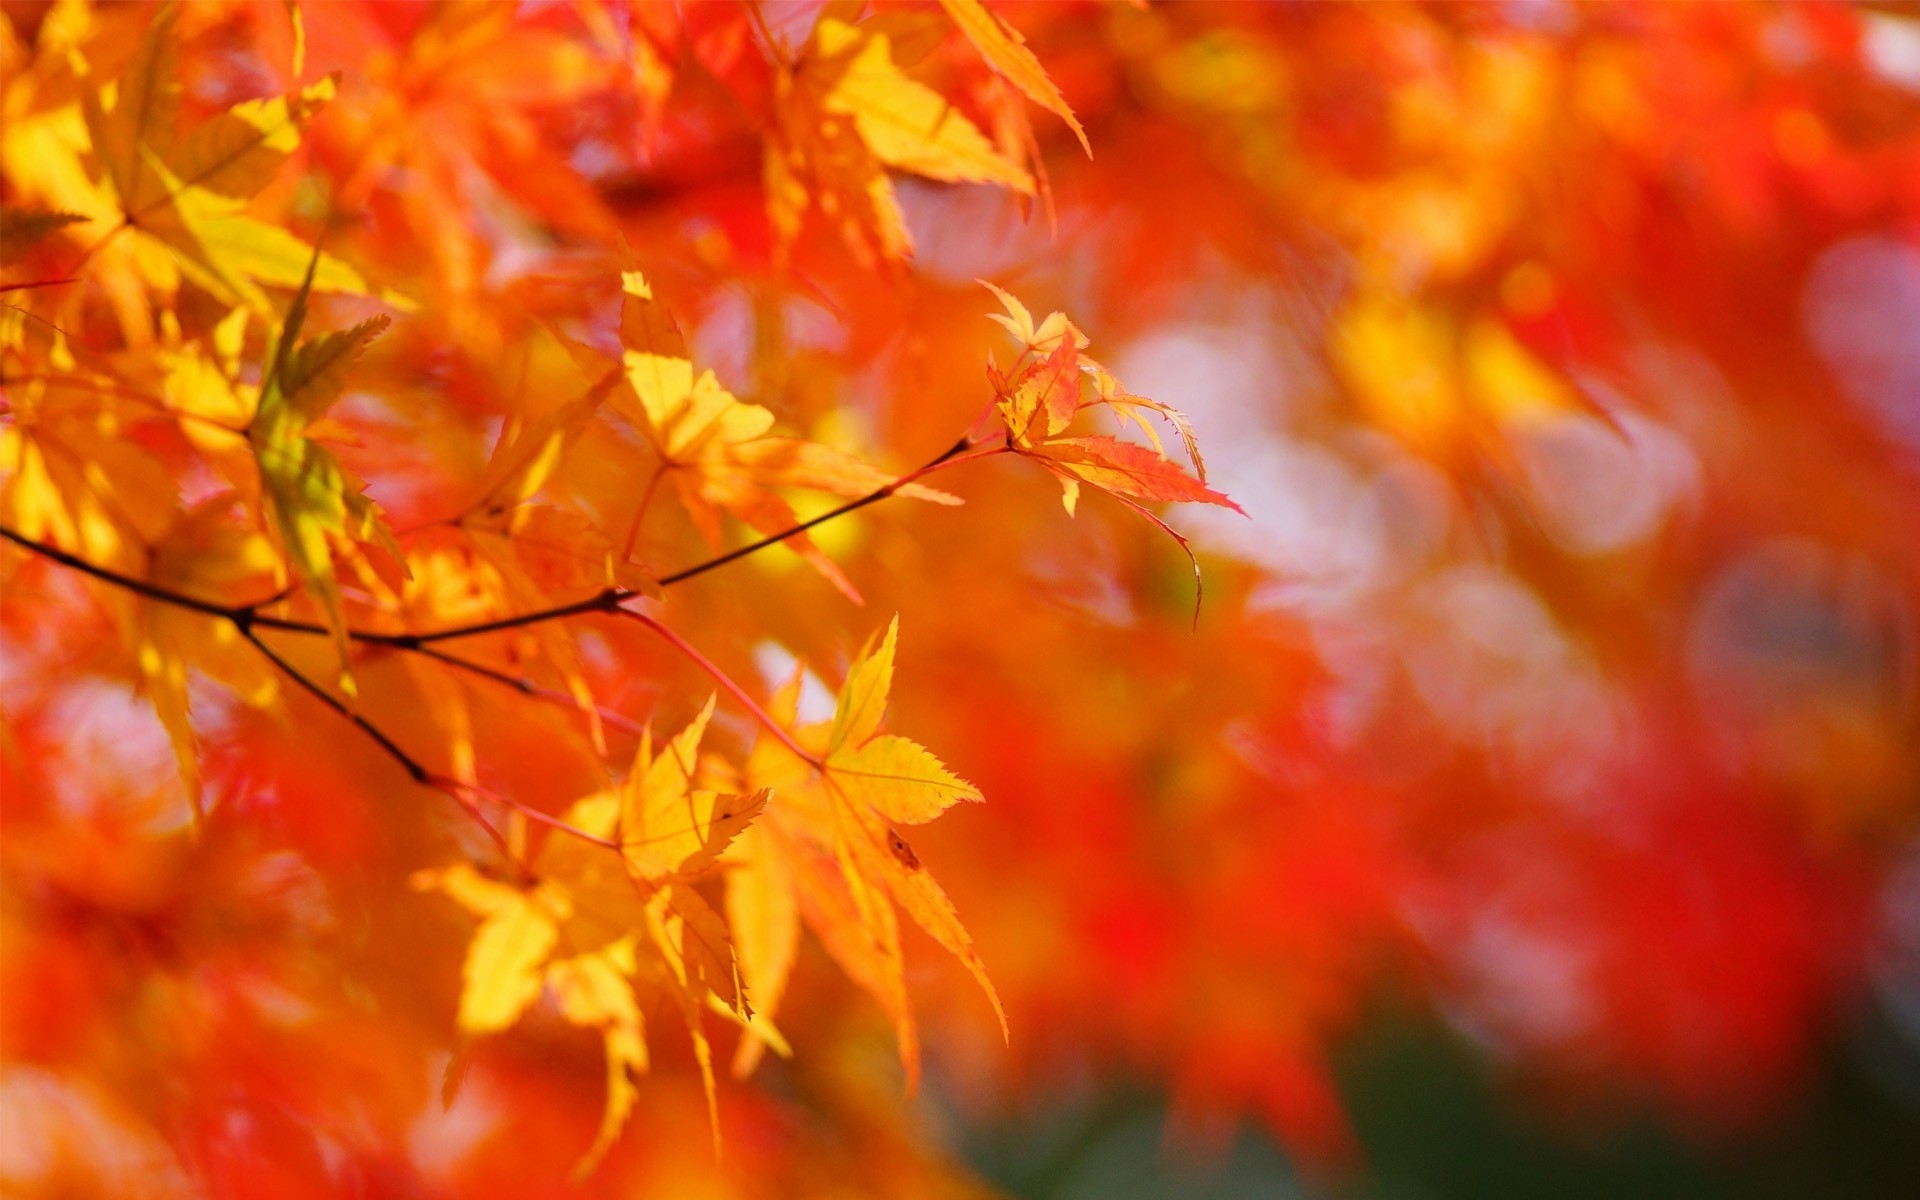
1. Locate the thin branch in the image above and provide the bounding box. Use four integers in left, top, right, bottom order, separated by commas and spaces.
488, 790, 620, 850
621, 461, 669, 561
411, 644, 643, 736
436, 773, 618, 852
236, 623, 523, 859
236, 624, 430, 783
426, 781, 519, 863
2, 525, 241, 620
0, 278, 79, 294
656, 437, 1002, 587
379, 589, 626, 646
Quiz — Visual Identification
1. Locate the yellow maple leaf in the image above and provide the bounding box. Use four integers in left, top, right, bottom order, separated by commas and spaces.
546, 941, 646, 1180
0, 307, 177, 572
734, 617, 1000, 1089
722, 815, 800, 1078
444, 365, 642, 751
414, 699, 766, 1174
73, 3, 377, 316
937, 0, 1089, 154
613, 270, 958, 599
767, 15, 1033, 262
413, 862, 571, 1034
619, 694, 769, 883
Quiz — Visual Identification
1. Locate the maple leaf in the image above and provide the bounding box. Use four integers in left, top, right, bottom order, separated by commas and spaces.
413, 700, 765, 1175
457, 364, 641, 594
0, 305, 178, 572
936, 0, 1090, 155
77, 4, 374, 315
432, 364, 645, 750
545, 941, 646, 1178
734, 617, 999, 1088
981, 283, 1242, 613
767, 14, 1033, 262
619, 695, 768, 884
722, 810, 801, 1078
611, 696, 767, 1144
612, 269, 958, 600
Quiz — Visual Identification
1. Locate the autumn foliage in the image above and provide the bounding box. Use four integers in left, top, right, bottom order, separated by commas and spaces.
4, 1, 1920, 1196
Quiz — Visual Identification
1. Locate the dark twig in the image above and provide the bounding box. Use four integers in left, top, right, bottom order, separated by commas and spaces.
235, 624, 430, 784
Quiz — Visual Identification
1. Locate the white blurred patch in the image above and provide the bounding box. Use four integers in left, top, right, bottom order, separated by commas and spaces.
408, 1056, 505, 1179
45, 681, 192, 833
0, 1069, 197, 1199
1864, 13, 1920, 92
1110, 321, 1437, 615
1512, 411, 1701, 555
752, 640, 838, 726
1454, 894, 1599, 1053
1405, 566, 1619, 786
1804, 236, 1920, 455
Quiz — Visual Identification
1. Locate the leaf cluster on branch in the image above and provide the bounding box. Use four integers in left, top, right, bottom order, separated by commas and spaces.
0, 0, 1236, 1174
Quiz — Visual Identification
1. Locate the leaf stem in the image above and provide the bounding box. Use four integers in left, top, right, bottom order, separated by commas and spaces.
614, 607, 820, 770
621, 461, 669, 562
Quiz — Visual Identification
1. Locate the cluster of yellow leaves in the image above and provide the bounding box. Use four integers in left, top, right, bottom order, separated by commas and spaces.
3, 268, 404, 804
0, 305, 246, 809
1, 3, 1236, 1178
0, 306, 175, 571
415, 613, 996, 1172
159, 260, 403, 693
766, 11, 1034, 263
415, 697, 767, 1177
733, 617, 998, 1085
383, 364, 644, 767
4, 1, 403, 802
1, 0, 371, 337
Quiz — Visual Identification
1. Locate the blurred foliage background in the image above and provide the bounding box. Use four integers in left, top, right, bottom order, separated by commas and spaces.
4, 1, 1919, 1196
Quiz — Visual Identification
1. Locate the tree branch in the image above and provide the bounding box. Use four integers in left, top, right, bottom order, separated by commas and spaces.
0, 430, 1000, 857
0, 434, 1000, 645
236, 624, 536, 859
